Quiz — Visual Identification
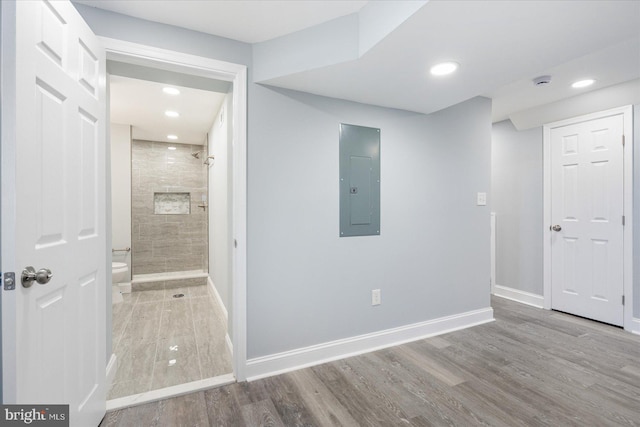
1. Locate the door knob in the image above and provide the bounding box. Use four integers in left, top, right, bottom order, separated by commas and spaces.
552, 225, 562, 232
21, 266, 53, 288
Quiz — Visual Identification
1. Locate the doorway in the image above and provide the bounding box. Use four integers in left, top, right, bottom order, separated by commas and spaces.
102, 39, 248, 408
108, 73, 233, 401
543, 106, 633, 329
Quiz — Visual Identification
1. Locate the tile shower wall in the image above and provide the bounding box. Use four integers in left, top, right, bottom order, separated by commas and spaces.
132, 140, 208, 275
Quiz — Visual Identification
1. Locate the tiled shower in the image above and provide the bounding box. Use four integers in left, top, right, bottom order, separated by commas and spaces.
131, 140, 208, 277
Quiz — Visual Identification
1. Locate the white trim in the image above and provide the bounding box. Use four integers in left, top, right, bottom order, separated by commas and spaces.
226, 333, 234, 356
493, 285, 544, 308
490, 212, 496, 294
207, 276, 228, 321
100, 37, 245, 80
245, 307, 494, 382
543, 122, 552, 310
1, 0, 19, 402
630, 318, 640, 336
621, 105, 634, 333
231, 66, 248, 381
106, 374, 235, 411
106, 354, 118, 392
543, 106, 634, 329
99, 37, 248, 383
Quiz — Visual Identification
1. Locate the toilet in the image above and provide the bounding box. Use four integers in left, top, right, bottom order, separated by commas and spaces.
112, 262, 128, 304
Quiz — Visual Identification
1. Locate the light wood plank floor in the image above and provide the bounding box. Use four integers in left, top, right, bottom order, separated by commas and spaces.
101, 297, 640, 426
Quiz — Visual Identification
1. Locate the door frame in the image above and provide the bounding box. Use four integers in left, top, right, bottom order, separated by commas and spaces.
100, 37, 248, 380
542, 105, 633, 331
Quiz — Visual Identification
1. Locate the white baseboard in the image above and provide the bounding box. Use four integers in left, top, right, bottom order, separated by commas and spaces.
630, 317, 640, 335
245, 307, 494, 382
208, 276, 228, 321
106, 354, 118, 393
493, 284, 544, 308
226, 333, 234, 356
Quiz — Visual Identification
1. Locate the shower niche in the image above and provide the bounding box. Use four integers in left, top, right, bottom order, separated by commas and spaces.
154, 192, 191, 215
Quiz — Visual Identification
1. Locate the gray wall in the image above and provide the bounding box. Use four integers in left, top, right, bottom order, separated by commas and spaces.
248, 89, 492, 357
491, 120, 543, 295
75, 4, 493, 360
634, 104, 639, 318
73, 4, 251, 68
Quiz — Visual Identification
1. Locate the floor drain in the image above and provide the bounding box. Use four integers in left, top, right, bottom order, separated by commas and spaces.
173, 293, 185, 298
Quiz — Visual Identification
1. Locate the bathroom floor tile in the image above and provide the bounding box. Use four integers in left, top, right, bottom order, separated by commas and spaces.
111, 310, 132, 340
158, 299, 194, 339
150, 350, 201, 389
155, 335, 198, 363
123, 316, 161, 342
131, 301, 163, 320
135, 289, 165, 303
196, 335, 232, 378
108, 378, 153, 400
188, 285, 210, 298
120, 292, 140, 304
109, 284, 232, 401
163, 287, 192, 300
111, 339, 156, 388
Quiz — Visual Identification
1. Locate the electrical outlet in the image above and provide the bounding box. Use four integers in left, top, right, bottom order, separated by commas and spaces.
372, 289, 381, 306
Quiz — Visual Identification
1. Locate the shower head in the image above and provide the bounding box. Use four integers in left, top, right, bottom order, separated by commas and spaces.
191, 151, 201, 159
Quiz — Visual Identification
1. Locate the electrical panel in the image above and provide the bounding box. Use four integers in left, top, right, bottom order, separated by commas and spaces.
339, 123, 380, 237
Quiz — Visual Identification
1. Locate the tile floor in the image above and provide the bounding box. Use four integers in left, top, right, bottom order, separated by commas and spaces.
109, 283, 232, 399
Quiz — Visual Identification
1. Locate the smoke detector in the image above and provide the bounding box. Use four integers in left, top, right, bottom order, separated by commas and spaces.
533, 75, 552, 86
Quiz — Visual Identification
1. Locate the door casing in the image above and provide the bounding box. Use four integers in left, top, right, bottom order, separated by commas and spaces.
543, 105, 634, 331
101, 37, 249, 382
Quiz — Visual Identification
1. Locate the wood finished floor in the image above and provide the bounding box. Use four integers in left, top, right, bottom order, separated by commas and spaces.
101, 297, 640, 426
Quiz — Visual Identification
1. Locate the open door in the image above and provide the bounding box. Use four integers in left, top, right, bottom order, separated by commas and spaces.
1, 1, 107, 425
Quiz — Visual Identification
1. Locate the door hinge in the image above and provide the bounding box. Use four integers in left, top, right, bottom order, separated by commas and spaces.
622, 135, 625, 146
622, 295, 625, 306
622, 215, 626, 226
3, 272, 16, 291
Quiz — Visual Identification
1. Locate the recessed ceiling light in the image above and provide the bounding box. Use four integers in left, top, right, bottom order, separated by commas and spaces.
165, 110, 180, 118
167, 135, 178, 140
430, 61, 459, 76
163, 87, 180, 95
571, 79, 595, 89
167, 146, 177, 150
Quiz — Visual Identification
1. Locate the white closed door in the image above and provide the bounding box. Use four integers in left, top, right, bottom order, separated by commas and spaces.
550, 114, 624, 326
1, 1, 107, 425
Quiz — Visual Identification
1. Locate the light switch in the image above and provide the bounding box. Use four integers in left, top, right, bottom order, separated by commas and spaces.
477, 192, 487, 206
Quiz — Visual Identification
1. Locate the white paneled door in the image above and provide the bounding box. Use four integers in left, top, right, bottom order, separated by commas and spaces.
550, 114, 624, 326
2, 1, 107, 425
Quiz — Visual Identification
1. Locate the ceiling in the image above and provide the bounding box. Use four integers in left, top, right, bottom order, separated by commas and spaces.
109, 75, 226, 145
75, 0, 368, 43
79, 0, 640, 127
